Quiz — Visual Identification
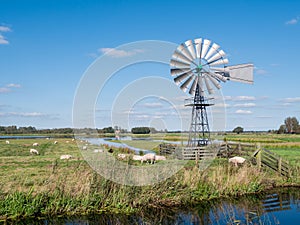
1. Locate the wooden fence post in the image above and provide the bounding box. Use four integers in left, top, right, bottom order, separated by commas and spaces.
256, 143, 262, 168
278, 157, 282, 174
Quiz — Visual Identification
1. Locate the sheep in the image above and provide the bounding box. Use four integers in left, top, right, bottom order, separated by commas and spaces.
30, 149, 39, 155
93, 149, 103, 153
132, 155, 143, 161
5, 140, 9, 144
60, 154, 73, 160
117, 153, 127, 159
82, 146, 87, 150
229, 156, 246, 167
32, 142, 39, 146
155, 155, 166, 161
141, 153, 156, 164
66, 141, 69, 143
54, 141, 58, 144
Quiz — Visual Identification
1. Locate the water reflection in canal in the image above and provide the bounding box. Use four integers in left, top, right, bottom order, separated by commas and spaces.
7, 188, 300, 225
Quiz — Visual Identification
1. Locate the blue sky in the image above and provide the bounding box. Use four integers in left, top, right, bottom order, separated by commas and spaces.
0, 0, 300, 131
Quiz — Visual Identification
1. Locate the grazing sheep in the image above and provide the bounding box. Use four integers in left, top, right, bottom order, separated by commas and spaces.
93, 149, 103, 153
132, 155, 143, 161
5, 140, 9, 144
82, 146, 87, 150
60, 154, 73, 160
155, 155, 166, 161
32, 142, 39, 146
30, 149, 39, 155
229, 156, 246, 167
141, 153, 156, 164
117, 153, 126, 159
72, 138, 75, 141
54, 141, 58, 144
66, 141, 69, 143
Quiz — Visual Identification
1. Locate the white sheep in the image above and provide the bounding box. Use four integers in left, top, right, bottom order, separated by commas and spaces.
82, 146, 87, 150
54, 141, 58, 144
132, 155, 143, 161
5, 140, 9, 144
66, 141, 69, 143
30, 149, 39, 155
117, 153, 127, 159
155, 155, 166, 161
60, 154, 73, 160
32, 142, 39, 146
141, 153, 156, 164
229, 156, 246, 167
93, 149, 103, 153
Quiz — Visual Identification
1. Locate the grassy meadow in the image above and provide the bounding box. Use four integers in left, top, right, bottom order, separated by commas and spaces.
0, 133, 299, 220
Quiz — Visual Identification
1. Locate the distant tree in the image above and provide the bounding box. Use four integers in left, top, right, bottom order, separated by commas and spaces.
284, 117, 299, 133
233, 126, 244, 134
131, 127, 151, 134
277, 124, 286, 134
102, 127, 115, 133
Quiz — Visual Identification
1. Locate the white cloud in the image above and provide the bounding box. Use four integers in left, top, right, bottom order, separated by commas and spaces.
286, 16, 299, 25
282, 97, 300, 103
0, 83, 21, 93
225, 96, 256, 101
235, 109, 252, 114
0, 34, 9, 45
0, 87, 10, 93
214, 103, 230, 108
7, 83, 21, 88
233, 103, 256, 108
0, 26, 11, 32
143, 102, 163, 108
0, 112, 48, 117
0, 25, 11, 45
99, 48, 144, 58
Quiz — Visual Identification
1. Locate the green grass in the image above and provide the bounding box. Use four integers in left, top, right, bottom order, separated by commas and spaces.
0, 134, 300, 221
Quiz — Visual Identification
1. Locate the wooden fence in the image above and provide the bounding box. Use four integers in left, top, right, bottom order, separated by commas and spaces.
159, 141, 291, 177
253, 148, 291, 177
222, 142, 291, 177
181, 146, 217, 160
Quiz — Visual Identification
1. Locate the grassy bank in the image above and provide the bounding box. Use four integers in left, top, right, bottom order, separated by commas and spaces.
0, 135, 299, 221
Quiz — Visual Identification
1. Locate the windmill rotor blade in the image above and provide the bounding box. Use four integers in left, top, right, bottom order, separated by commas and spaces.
198, 76, 205, 96
180, 75, 194, 92
227, 63, 254, 84
170, 68, 191, 76
172, 51, 193, 64
201, 39, 211, 59
194, 38, 202, 58
209, 72, 227, 82
170, 59, 191, 68
204, 76, 214, 94
185, 40, 196, 59
177, 44, 194, 62
204, 43, 220, 60
174, 71, 193, 85
189, 76, 199, 95
208, 58, 229, 66
206, 50, 226, 64
207, 73, 221, 89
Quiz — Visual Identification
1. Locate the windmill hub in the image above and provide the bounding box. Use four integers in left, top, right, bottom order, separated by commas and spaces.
170, 38, 254, 147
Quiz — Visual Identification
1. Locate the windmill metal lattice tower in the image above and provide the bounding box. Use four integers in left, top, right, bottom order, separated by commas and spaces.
186, 85, 213, 147
170, 38, 254, 148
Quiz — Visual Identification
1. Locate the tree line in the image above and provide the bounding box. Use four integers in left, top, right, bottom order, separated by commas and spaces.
277, 116, 300, 134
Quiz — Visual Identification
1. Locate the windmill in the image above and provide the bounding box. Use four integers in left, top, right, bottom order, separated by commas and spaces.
170, 38, 253, 147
